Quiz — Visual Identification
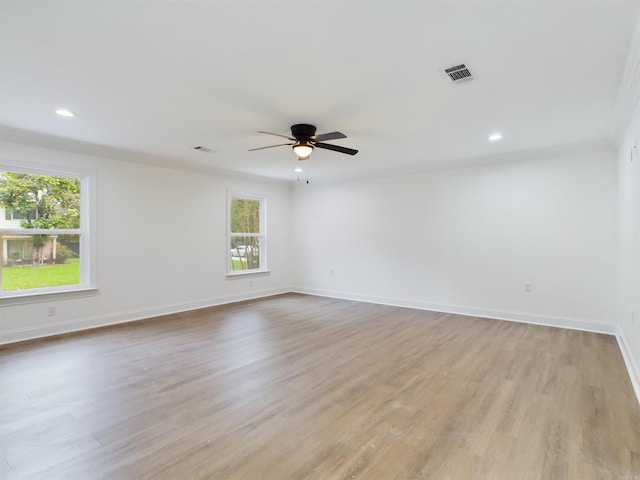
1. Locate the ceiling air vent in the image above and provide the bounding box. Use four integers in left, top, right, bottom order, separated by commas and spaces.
444, 63, 473, 83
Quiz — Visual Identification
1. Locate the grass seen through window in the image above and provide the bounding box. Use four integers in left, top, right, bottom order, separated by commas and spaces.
2, 258, 80, 291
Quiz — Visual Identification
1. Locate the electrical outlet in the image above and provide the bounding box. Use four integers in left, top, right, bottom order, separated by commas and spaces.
47, 306, 56, 316
524, 283, 532, 293
249, 280, 253, 288
632, 310, 636, 325
329, 269, 334, 277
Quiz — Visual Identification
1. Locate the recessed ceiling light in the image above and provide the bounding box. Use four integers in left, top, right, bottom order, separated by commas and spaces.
294, 168, 303, 173
56, 109, 75, 117
489, 133, 503, 141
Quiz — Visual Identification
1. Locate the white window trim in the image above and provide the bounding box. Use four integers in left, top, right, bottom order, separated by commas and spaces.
0, 163, 97, 300
226, 191, 268, 276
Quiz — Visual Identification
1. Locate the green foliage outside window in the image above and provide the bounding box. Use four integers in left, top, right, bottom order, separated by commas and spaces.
0, 172, 80, 229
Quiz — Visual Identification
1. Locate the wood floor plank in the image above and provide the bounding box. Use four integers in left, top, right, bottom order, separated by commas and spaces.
1, 293, 638, 479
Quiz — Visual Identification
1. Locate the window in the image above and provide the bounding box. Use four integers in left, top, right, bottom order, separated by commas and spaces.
0, 166, 95, 298
5, 209, 27, 220
228, 193, 266, 274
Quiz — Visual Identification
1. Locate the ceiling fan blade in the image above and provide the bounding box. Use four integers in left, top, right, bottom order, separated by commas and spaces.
314, 142, 358, 156
257, 131, 295, 141
312, 131, 347, 142
248, 143, 294, 151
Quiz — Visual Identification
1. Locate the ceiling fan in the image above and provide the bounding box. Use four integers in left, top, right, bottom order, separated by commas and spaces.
249, 124, 358, 160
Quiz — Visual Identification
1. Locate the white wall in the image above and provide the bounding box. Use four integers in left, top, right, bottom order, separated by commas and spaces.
292, 150, 618, 332
0, 140, 623, 347
616, 101, 640, 390
0, 140, 293, 343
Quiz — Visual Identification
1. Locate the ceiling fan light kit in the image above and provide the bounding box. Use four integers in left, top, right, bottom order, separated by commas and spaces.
292, 140, 314, 160
249, 123, 358, 161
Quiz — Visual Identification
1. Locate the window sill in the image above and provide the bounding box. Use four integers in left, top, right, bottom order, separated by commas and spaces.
0, 287, 99, 306
226, 269, 271, 278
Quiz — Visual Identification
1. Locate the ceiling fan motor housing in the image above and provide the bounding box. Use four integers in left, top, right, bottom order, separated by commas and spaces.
291, 124, 317, 140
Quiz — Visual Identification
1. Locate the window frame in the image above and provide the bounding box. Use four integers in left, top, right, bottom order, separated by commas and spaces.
226, 191, 267, 276
0, 163, 97, 300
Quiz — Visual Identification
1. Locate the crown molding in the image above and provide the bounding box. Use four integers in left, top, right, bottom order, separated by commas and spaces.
611, 14, 640, 145
0, 125, 288, 185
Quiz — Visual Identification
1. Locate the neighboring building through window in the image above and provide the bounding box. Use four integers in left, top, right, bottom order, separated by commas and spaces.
228, 193, 266, 274
5, 209, 28, 220
0, 167, 94, 297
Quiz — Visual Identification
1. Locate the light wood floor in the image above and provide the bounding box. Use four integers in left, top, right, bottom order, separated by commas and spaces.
1, 294, 639, 479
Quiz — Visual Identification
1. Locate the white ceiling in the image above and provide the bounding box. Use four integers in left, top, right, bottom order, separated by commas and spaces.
1, 1, 638, 182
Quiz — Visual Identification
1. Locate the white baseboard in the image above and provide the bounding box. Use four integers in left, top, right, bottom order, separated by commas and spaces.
615, 326, 640, 406
0, 286, 291, 345
293, 287, 617, 335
